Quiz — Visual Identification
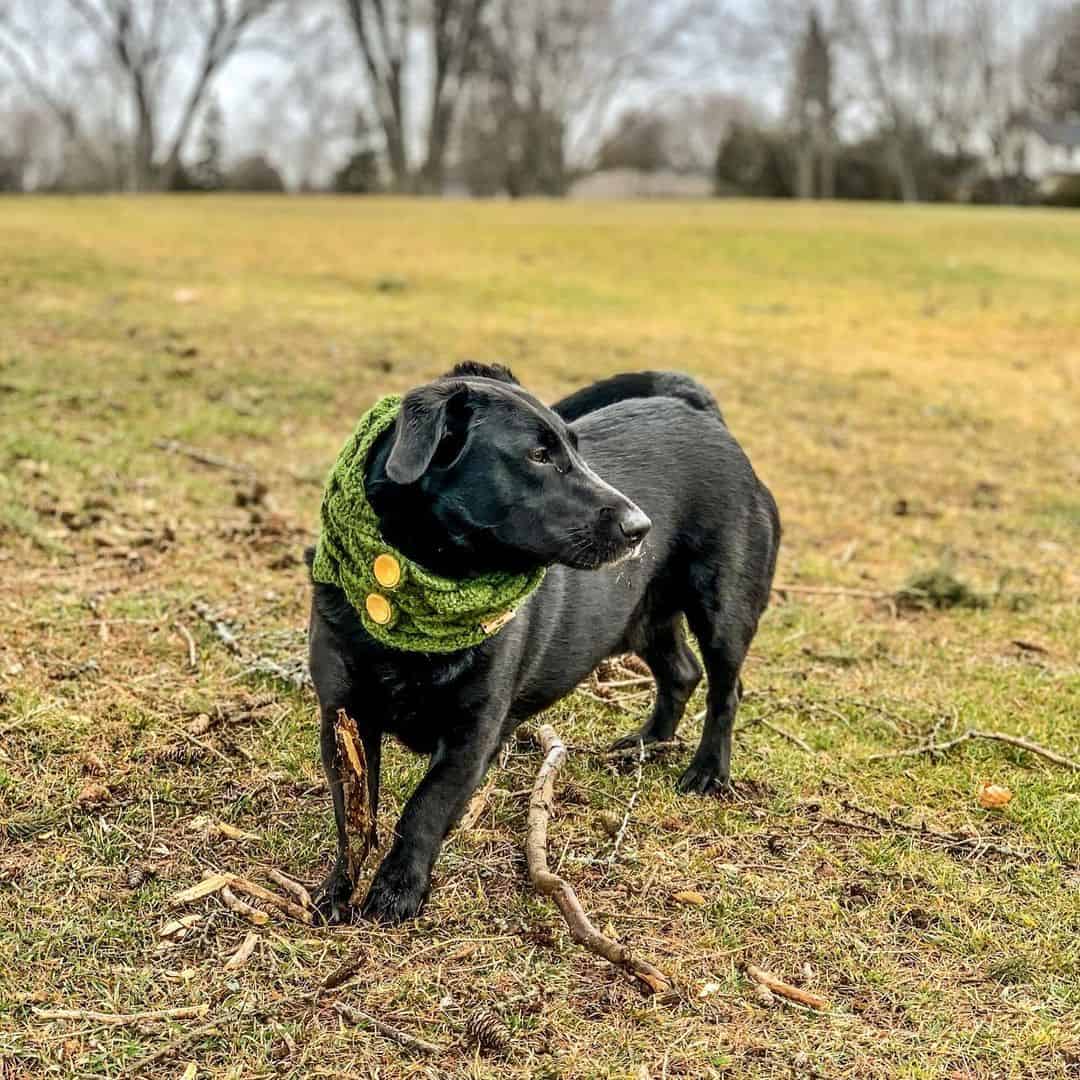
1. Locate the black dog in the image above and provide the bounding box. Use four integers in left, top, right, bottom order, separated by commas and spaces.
307, 364, 780, 923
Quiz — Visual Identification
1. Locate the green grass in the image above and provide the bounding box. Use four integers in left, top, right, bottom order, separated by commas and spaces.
0, 196, 1078, 1079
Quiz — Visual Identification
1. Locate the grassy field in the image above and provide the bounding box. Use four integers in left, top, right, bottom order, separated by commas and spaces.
1, 196, 1078, 1079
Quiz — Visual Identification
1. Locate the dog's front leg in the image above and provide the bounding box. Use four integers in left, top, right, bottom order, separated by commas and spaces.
361, 725, 498, 924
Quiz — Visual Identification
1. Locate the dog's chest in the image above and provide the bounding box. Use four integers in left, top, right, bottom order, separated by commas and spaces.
369, 653, 478, 754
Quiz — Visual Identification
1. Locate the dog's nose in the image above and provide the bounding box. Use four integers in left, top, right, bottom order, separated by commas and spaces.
618, 506, 651, 545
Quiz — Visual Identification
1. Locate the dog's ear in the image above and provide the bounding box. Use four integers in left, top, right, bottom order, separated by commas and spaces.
386, 383, 469, 484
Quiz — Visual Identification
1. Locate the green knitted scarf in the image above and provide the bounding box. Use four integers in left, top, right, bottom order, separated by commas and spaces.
311, 395, 545, 652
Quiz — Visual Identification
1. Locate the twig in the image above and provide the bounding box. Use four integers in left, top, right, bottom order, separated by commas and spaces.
154, 438, 253, 476
609, 740, 645, 864
223, 930, 260, 970
267, 869, 314, 911
868, 729, 1078, 771
174, 621, 198, 670
227, 876, 314, 924
121, 1013, 231, 1074
459, 773, 497, 832
527, 724, 674, 996
220, 885, 270, 926
773, 583, 890, 599
334, 1002, 443, 1055
603, 739, 682, 762
162, 719, 237, 768
743, 963, 828, 1010
34, 1005, 209, 1025
840, 799, 1034, 860
756, 717, 812, 754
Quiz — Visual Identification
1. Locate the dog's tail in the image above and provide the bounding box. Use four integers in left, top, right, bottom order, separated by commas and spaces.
551, 371, 723, 425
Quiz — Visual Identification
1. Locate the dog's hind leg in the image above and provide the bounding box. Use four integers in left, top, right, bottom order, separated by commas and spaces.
609, 618, 702, 751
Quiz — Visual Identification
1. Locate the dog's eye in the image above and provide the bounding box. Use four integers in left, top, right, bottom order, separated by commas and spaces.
528, 447, 551, 465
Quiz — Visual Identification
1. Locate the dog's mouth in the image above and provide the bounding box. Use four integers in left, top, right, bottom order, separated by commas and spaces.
560, 536, 645, 572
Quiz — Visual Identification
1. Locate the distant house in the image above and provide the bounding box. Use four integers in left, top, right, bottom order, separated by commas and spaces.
1009, 119, 1080, 191
569, 168, 712, 200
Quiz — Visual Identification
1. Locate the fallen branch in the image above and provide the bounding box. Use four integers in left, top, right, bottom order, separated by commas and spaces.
220, 885, 270, 926
267, 869, 314, 911
227, 876, 314, 925
840, 799, 1034, 860
868, 729, 1078, 771
743, 963, 828, 1010
334, 1002, 443, 1055
527, 724, 673, 997
121, 1014, 230, 1074
34, 1005, 209, 1025
459, 773, 497, 832
223, 931, 260, 971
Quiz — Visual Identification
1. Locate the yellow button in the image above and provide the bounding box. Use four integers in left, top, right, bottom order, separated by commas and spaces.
365, 593, 392, 625
373, 553, 401, 589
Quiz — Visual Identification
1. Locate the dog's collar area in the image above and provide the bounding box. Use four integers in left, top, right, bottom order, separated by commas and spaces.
311, 394, 545, 653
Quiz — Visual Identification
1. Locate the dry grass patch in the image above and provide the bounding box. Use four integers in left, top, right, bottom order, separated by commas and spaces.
0, 196, 1077, 1078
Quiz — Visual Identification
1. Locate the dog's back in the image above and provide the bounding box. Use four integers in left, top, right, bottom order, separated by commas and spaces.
552, 370, 723, 425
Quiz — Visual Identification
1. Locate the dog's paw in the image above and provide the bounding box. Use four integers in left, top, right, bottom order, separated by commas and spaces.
609, 728, 671, 752
360, 860, 429, 925
313, 865, 355, 926
676, 761, 732, 797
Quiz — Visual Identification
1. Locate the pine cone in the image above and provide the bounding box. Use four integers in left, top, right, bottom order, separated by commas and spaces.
466, 1006, 511, 1055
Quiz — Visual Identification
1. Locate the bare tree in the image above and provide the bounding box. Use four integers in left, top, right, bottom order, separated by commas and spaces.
0, 0, 286, 190
341, 0, 490, 191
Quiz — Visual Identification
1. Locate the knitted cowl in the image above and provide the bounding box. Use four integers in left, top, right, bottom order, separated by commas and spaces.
311, 394, 546, 652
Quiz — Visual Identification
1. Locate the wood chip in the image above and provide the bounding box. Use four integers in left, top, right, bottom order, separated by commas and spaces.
223, 931, 259, 970
168, 873, 231, 905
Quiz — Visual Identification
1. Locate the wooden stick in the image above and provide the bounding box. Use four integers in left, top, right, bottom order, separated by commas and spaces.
527, 724, 673, 996
267, 869, 314, 911
334, 709, 373, 904
868, 729, 1078, 770
220, 885, 270, 926
121, 1014, 229, 1074
34, 1005, 209, 1025
223, 931, 260, 970
334, 1002, 443, 1055
459, 773, 497, 832
227, 876, 314, 924
169, 873, 232, 905
743, 963, 828, 1010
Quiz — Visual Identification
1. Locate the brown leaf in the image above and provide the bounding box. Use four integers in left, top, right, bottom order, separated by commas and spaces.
672, 890, 707, 907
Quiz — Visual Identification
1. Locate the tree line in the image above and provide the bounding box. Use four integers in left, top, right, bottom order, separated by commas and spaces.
1, 0, 1078, 202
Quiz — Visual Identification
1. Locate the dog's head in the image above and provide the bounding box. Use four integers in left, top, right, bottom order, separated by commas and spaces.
378, 368, 650, 572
